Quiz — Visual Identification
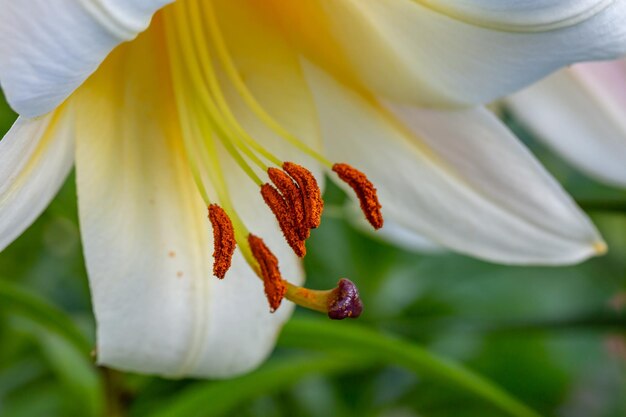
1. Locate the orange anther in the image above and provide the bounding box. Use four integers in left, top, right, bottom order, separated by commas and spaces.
268, 167, 308, 240
260, 184, 306, 257
332, 163, 383, 229
208, 204, 237, 279
248, 234, 287, 312
283, 162, 323, 230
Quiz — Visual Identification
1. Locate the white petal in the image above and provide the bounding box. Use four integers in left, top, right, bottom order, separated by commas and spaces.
0, 0, 172, 117
310, 0, 626, 106
74, 27, 296, 378
417, 0, 614, 30
507, 61, 626, 187
304, 63, 605, 265
0, 111, 74, 252
345, 201, 444, 254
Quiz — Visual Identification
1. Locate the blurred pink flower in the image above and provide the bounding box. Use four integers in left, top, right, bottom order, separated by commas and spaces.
508, 59, 626, 187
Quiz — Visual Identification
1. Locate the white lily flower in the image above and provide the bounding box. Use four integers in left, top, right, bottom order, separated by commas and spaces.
507, 59, 626, 188
1, 0, 625, 378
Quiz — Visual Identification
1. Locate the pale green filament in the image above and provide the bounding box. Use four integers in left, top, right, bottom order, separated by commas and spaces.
201, 0, 334, 169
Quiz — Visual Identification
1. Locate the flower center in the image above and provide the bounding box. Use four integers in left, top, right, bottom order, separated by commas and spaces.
162, 0, 383, 319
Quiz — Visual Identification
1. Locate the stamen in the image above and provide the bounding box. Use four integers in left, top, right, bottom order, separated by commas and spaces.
285, 278, 363, 320
202, 0, 335, 169
184, 0, 283, 169
208, 204, 236, 279
166, 6, 366, 321
260, 184, 306, 257
170, 3, 264, 186
268, 167, 307, 240
283, 162, 324, 230
332, 163, 383, 230
248, 234, 287, 312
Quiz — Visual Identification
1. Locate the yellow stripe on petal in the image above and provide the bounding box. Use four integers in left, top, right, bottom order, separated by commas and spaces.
73, 12, 304, 378
0, 107, 74, 251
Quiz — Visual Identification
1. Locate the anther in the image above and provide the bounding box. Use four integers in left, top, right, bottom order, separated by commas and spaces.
332, 163, 383, 230
248, 234, 287, 312
208, 204, 237, 279
260, 184, 306, 257
283, 162, 324, 230
268, 168, 308, 240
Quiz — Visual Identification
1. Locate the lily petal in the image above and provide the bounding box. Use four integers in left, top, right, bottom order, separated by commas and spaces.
74, 27, 296, 378
345, 201, 444, 254
0, 110, 74, 252
507, 61, 626, 187
0, 0, 172, 117
417, 0, 615, 30
304, 64, 605, 265
277, 0, 626, 107
213, 0, 323, 174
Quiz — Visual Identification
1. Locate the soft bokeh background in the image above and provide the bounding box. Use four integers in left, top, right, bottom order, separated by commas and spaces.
0, 91, 625, 417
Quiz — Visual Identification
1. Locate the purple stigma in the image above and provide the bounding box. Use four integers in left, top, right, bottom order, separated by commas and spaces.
327, 278, 363, 320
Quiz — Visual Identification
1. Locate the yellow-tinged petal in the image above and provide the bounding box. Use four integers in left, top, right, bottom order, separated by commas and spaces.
0, 109, 74, 251
210, 0, 323, 170
416, 0, 614, 31
304, 63, 605, 265
257, 0, 626, 107
73, 20, 299, 378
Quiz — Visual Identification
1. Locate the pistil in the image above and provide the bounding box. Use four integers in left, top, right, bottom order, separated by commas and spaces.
285, 279, 363, 320
247, 234, 363, 319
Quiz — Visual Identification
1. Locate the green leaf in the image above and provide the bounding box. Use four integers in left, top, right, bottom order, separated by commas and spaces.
148, 354, 377, 417
37, 331, 105, 417
0, 280, 92, 355
279, 318, 542, 417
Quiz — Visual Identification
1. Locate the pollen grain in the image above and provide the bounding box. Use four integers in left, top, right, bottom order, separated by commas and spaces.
332, 163, 383, 229
260, 183, 306, 257
283, 162, 323, 230
208, 204, 237, 279
268, 167, 307, 240
248, 234, 287, 312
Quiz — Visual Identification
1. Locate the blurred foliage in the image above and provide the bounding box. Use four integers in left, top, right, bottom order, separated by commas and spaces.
0, 93, 625, 417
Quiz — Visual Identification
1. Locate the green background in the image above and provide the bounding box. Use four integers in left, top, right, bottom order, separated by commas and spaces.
0, 91, 625, 417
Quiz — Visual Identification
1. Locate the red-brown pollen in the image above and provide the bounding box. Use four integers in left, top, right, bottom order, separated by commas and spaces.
260, 183, 306, 257
248, 234, 287, 312
283, 162, 324, 230
208, 204, 237, 279
261, 162, 325, 258
268, 167, 308, 240
333, 163, 383, 229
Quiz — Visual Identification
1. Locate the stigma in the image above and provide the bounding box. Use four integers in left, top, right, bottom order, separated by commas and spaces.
249, 233, 364, 319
